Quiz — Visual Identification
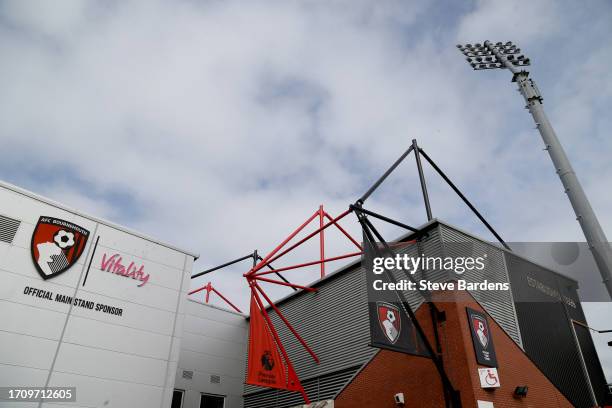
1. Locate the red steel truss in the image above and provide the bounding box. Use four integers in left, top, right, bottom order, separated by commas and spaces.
248, 284, 306, 398
244, 205, 363, 404
188, 281, 242, 313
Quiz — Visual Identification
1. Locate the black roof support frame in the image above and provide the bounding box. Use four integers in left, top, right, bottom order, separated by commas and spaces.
191, 250, 296, 291
356, 138, 509, 250
356, 211, 462, 408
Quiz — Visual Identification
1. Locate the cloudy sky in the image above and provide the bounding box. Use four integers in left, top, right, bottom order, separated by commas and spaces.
1, 0, 611, 380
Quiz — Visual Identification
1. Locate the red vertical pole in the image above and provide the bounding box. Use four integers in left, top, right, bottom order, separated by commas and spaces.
205, 282, 211, 303
262, 209, 351, 267
319, 205, 325, 278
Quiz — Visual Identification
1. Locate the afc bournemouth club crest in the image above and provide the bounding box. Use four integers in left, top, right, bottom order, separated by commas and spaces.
31, 216, 90, 280
471, 314, 489, 348
377, 302, 401, 344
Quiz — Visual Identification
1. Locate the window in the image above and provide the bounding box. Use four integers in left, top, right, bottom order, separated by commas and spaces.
200, 394, 224, 408
171, 389, 184, 408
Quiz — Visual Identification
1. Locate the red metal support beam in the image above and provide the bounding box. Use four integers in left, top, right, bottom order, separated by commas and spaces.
250, 285, 310, 403
252, 251, 362, 277
247, 210, 319, 276
319, 205, 325, 278
188, 282, 242, 313
210, 286, 242, 313
253, 281, 320, 364
253, 276, 317, 292
241, 206, 366, 406
323, 211, 363, 250
256, 209, 352, 271
188, 285, 207, 295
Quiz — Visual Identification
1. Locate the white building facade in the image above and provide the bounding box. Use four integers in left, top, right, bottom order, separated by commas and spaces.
0, 181, 198, 408
173, 300, 248, 408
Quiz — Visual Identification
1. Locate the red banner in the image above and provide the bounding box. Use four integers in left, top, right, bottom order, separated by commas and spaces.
246, 297, 302, 391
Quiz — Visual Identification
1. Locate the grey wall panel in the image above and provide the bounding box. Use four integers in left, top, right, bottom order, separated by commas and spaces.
555, 278, 609, 405
276, 264, 375, 380
392, 227, 445, 310
244, 365, 360, 408
438, 224, 523, 346
506, 253, 606, 407
176, 300, 248, 408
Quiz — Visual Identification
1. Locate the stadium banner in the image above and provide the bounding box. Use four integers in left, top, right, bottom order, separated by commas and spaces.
246, 297, 302, 391
466, 307, 498, 367
363, 234, 429, 356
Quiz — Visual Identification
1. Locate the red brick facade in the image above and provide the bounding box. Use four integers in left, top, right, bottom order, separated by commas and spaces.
335, 291, 574, 408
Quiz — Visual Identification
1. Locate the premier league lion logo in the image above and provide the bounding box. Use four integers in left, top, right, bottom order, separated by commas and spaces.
261, 350, 275, 371
31, 216, 89, 280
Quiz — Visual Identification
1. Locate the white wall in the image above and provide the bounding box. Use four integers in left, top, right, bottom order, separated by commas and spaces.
174, 300, 248, 408
0, 182, 195, 408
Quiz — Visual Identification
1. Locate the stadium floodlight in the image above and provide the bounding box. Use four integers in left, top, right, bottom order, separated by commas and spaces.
457, 41, 530, 71
457, 40, 612, 300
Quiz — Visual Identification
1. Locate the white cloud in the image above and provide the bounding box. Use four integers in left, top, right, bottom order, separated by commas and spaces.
456, 0, 563, 45
1, 0, 92, 38
1, 0, 611, 379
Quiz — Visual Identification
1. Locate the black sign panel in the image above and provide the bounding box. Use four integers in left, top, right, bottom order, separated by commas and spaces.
367, 300, 428, 356
363, 234, 429, 356
466, 307, 497, 367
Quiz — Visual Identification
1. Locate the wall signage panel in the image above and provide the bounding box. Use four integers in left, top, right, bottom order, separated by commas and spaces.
466, 307, 497, 367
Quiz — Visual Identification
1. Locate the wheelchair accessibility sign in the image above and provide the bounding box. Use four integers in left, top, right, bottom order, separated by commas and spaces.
478, 367, 500, 388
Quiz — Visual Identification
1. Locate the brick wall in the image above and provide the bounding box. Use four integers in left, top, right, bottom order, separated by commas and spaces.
335, 291, 574, 408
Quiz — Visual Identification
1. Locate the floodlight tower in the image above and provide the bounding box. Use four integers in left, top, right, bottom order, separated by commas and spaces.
457, 41, 612, 299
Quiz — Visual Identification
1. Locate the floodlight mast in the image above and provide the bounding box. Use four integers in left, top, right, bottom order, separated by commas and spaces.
457, 41, 612, 299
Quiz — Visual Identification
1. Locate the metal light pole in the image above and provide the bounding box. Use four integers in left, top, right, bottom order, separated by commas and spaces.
457, 41, 612, 300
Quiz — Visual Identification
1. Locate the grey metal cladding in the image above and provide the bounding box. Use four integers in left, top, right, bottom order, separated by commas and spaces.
505, 253, 607, 407
437, 224, 522, 346
277, 264, 374, 378
0, 214, 21, 244
244, 263, 377, 405
245, 365, 360, 408
385, 227, 446, 311
388, 223, 522, 349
